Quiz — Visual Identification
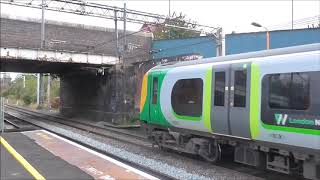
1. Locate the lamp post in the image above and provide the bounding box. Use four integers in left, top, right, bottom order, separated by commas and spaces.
251, 22, 270, 50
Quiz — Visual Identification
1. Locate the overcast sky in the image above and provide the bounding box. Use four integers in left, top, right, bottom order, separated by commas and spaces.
1, 0, 319, 79
1, 0, 319, 34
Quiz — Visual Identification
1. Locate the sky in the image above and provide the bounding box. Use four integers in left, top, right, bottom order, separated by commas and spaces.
1, 0, 320, 79
1, 0, 319, 34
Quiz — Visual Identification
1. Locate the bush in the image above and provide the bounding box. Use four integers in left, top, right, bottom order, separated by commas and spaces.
23, 95, 32, 105
51, 97, 60, 109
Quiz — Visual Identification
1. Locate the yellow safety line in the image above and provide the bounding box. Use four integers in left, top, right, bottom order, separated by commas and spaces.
0, 137, 46, 180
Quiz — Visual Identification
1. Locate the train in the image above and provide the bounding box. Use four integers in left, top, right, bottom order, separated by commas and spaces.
139, 43, 320, 180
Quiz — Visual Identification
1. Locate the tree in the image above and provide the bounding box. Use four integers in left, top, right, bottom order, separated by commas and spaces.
2, 75, 36, 103
23, 95, 32, 105
2, 74, 60, 108
153, 12, 200, 40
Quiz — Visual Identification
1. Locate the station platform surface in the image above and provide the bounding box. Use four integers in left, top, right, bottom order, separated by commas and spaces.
1, 130, 157, 180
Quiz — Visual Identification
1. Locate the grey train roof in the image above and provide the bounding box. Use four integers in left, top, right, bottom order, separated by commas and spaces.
154, 43, 320, 70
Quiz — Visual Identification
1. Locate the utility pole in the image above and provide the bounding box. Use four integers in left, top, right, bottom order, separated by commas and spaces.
123, 3, 127, 51
292, 0, 294, 29
114, 10, 119, 61
37, 0, 45, 107
41, 0, 45, 48
168, 0, 171, 39
113, 9, 122, 123
169, 0, 171, 18
122, 3, 128, 121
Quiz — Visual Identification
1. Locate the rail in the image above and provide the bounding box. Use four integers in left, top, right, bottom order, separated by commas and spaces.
4, 105, 174, 179
5, 104, 151, 147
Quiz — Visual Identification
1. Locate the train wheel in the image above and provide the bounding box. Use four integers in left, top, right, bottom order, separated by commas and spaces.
199, 143, 221, 163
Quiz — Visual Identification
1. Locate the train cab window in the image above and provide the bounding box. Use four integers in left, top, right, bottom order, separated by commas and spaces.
234, 70, 247, 107
214, 72, 226, 106
171, 78, 203, 117
152, 77, 158, 104
268, 72, 310, 110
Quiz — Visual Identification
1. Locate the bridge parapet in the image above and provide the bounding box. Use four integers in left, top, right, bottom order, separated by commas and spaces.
1, 47, 119, 65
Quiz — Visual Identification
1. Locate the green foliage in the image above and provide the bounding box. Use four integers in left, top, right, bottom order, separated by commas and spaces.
153, 12, 200, 40
2, 75, 37, 103
2, 74, 60, 108
23, 95, 32, 105
24, 75, 37, 103
1, 90, 10, 97
51, 78, 60, 97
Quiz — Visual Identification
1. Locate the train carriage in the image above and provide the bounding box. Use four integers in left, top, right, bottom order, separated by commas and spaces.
140, 43, 320, 180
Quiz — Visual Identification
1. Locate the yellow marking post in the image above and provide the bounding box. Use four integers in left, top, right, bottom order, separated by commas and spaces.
0, 137, 46, 180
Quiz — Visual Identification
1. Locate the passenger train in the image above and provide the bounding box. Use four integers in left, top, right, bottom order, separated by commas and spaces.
139, 43, 320, 179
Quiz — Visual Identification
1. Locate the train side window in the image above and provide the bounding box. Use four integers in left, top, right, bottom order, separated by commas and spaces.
269, 72, 310, 110
152, 77, 158, 104
214, 72, 226, 106
171, 78, 203, 117
234, 70, 247, 107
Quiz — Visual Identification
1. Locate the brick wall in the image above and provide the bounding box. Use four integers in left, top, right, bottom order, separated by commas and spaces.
0, 17, 152, 63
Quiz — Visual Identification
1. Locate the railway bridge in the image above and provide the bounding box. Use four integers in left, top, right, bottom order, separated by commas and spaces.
0, 15, 153, 122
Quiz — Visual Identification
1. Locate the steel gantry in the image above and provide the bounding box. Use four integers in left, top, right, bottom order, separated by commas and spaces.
1, 0, 221, 35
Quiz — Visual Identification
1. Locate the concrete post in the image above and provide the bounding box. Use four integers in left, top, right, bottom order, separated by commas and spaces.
47, 75, 51, 109
23, 75, 25, 88
266, 31, 270, 50
37, 74, 45, 106
216, 28, 223, 56
37, 74, 41, 105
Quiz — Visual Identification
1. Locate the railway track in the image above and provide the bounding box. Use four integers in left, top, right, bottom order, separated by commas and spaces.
4, 105, 298, 180
4, 105, 173, 180
4, 118, 20, 129
3, 114, 38, 132
5, 105, 152, 148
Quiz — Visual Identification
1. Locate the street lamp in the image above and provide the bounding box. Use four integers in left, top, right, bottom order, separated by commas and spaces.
251, 22, 270, 50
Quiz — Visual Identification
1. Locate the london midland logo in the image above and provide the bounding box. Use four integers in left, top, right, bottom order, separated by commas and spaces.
274, 113, 288, 125
274, 113, 320, 127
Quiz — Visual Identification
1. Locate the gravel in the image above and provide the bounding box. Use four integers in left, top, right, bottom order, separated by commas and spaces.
18, 116, 265, 180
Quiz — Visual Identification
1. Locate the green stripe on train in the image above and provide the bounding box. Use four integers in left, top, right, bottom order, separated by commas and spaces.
250, 63, 261, 139
172, 110, 202, 121
261, 123, 320, 136
204, 68, 213, 132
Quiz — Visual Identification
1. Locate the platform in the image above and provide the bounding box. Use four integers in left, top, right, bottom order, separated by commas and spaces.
1, 130, 157, 180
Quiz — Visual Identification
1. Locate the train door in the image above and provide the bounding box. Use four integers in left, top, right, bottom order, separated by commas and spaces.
229, 63, 251, 138
149, 75, 159, 123
211, 65, 231, 135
